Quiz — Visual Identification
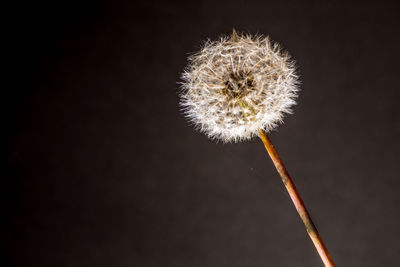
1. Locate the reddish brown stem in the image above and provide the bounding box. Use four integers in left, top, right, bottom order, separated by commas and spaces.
258, 130, 335, 267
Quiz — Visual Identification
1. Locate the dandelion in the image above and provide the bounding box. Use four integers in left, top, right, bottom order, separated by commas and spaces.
180, 29, 298, 143
179, 30, 335, 266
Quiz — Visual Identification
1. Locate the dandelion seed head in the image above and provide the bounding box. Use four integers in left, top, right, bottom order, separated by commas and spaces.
180, 30, 299, 143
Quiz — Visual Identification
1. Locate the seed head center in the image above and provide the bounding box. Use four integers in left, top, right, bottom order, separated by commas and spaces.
223, 71, 255, 99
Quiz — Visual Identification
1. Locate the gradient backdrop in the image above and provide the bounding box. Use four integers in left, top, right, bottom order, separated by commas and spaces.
4, 0, 400, 266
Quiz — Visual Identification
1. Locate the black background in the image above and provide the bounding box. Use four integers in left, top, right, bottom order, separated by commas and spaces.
4, 0, 400, 266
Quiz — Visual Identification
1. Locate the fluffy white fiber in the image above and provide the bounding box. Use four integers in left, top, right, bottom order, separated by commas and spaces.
180, 30, 299, 143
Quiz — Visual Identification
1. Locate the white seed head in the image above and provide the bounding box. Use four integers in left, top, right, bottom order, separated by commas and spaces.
179, 30, 299, 143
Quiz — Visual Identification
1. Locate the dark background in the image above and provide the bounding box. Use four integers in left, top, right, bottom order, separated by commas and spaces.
4, 0, 400, 266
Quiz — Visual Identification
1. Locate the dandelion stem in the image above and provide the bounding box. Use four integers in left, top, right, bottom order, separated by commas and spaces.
258, 129, 335, 267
